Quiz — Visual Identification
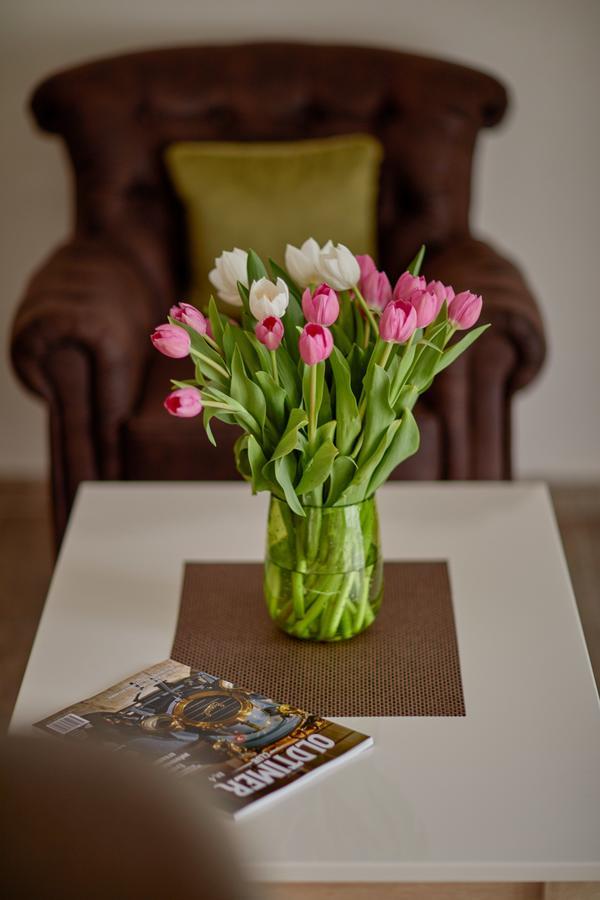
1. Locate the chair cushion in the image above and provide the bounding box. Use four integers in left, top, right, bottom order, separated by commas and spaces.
124, 355, 442, 482
164, 134, 382, 315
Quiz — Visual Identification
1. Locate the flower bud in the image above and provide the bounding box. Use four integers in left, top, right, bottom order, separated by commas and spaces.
357, 254, 377, 288
150, 324, 191, 358
426, 280, 455, 313
169, 302, 208, 335
379, 299, 417, 343
361, 269, 392, 311
163, 387, 203, 417
249, 277, 289, 320
208, 248, 248, 307
409, 289, 438, 328
298, 323, 334, 365
284, 238, 321, 287
393, 271, 426, 302
301, 283, 340, 326
255, 315, 284, 350
448, 291, 483, 330
317, 241, 360, 291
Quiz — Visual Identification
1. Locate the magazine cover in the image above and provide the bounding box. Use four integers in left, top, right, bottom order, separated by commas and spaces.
35, 659, 373, 818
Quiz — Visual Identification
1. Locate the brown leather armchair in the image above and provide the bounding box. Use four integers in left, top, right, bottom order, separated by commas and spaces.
11, 43, 545, 542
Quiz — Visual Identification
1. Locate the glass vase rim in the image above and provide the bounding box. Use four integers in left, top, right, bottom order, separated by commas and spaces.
268, 493, 377, 512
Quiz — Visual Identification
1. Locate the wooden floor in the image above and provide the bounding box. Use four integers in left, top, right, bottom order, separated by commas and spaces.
0, 481, 599, 732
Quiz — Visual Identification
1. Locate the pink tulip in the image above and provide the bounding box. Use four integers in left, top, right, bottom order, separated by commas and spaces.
298, 323, 334, 365
169, 302, 208, 335
409, 289, 439, 328
357, 254, 377, 289
448, 291, 483, 330
379, 299, 418, 344
150, 324, 191, 358
301, 283, 340, 326
393, 271, 426, 302
255, 315, 284, 350
362, 269, 392, 311
427, 280, 455, 314
163, 387, 203, 418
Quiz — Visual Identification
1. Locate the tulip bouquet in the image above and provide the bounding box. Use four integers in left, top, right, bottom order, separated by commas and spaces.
152, 239, 487, 641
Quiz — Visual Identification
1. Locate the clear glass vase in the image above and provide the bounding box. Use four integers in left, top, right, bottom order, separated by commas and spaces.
264, 495, 383, 641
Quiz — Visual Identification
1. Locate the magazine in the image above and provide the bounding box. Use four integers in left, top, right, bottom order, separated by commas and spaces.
35, 659, 373, 818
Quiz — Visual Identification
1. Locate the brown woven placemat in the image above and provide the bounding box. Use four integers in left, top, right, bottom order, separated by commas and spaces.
172, 562, 465, 717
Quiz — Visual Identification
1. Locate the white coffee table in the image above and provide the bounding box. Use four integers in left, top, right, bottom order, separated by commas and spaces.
10, 482, 600, 896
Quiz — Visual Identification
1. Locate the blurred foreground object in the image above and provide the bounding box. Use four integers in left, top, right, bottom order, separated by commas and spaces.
0, 737, 249, 900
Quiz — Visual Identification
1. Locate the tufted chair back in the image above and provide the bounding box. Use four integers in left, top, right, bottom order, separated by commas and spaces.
31, 43, 507, 312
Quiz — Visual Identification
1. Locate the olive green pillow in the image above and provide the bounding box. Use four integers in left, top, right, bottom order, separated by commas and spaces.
165, 134, 382, 312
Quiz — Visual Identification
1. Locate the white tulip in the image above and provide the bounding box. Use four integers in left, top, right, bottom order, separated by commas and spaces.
284, 237, 322, 287
208, 248, 248, 306
249, 277, 290, 320
318, 241, 361, 291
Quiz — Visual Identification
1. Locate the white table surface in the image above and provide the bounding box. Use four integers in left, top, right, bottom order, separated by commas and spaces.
10, 482, 600, 883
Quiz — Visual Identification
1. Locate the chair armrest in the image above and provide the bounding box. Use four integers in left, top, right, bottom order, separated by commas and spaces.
425, 237, 546, 391
11, 238, 155, 425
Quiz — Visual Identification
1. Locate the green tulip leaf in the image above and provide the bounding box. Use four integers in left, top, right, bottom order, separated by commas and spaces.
234, 433, 251, 481
296, 440, 339, 496
388, 342, 416, 405
207, 296, 225, 348
330, 323, 352, 355
202, 385, 261, 442
409, 321, 450, 389
230, 346, 266, 433
268, 258, 302, 302
256, 370, 287, 434
276, 347, 302, 408
434, 324, 490, 375
366, 409, 420, 495
394, 383, 419, 415
247, 249, 268, 284
318, 376, 333, 427
271, 408, 308, 461
281, 292, 304, 363
302, 361, 325, 423
247, 435, 275, 494
408, 244, 426, 276
314, 420, 337, 450
203, 408, 218, 448
273, 454, 305, 516
347, 344, 368, 399
326, 455, 357, 506
236, 280, 252, 318
338, 420, 400, 504
329, 346, 361, 455
357, 365, 394, 465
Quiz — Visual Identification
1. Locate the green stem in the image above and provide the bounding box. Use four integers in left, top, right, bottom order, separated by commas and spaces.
379, 341, 394, 369
351, 283, 379, 333
308, 363, 317, 448
203, 333, 223, 355
271, 350, 279, 384
190, 348, 229, 379
357, 341, 394, 421
291, 571, 305, 619
323, 572, 356, 640
292, 594, 328, 637
362, 315, 371, 348
389, 332, 415, 404
201, 399, 234, 411
353, 571, 372, 632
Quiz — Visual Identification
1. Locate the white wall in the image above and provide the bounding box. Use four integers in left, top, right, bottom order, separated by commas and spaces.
2, 0, 599, 479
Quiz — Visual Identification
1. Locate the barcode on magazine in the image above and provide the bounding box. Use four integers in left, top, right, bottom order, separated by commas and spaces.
46, 713, 90, 734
